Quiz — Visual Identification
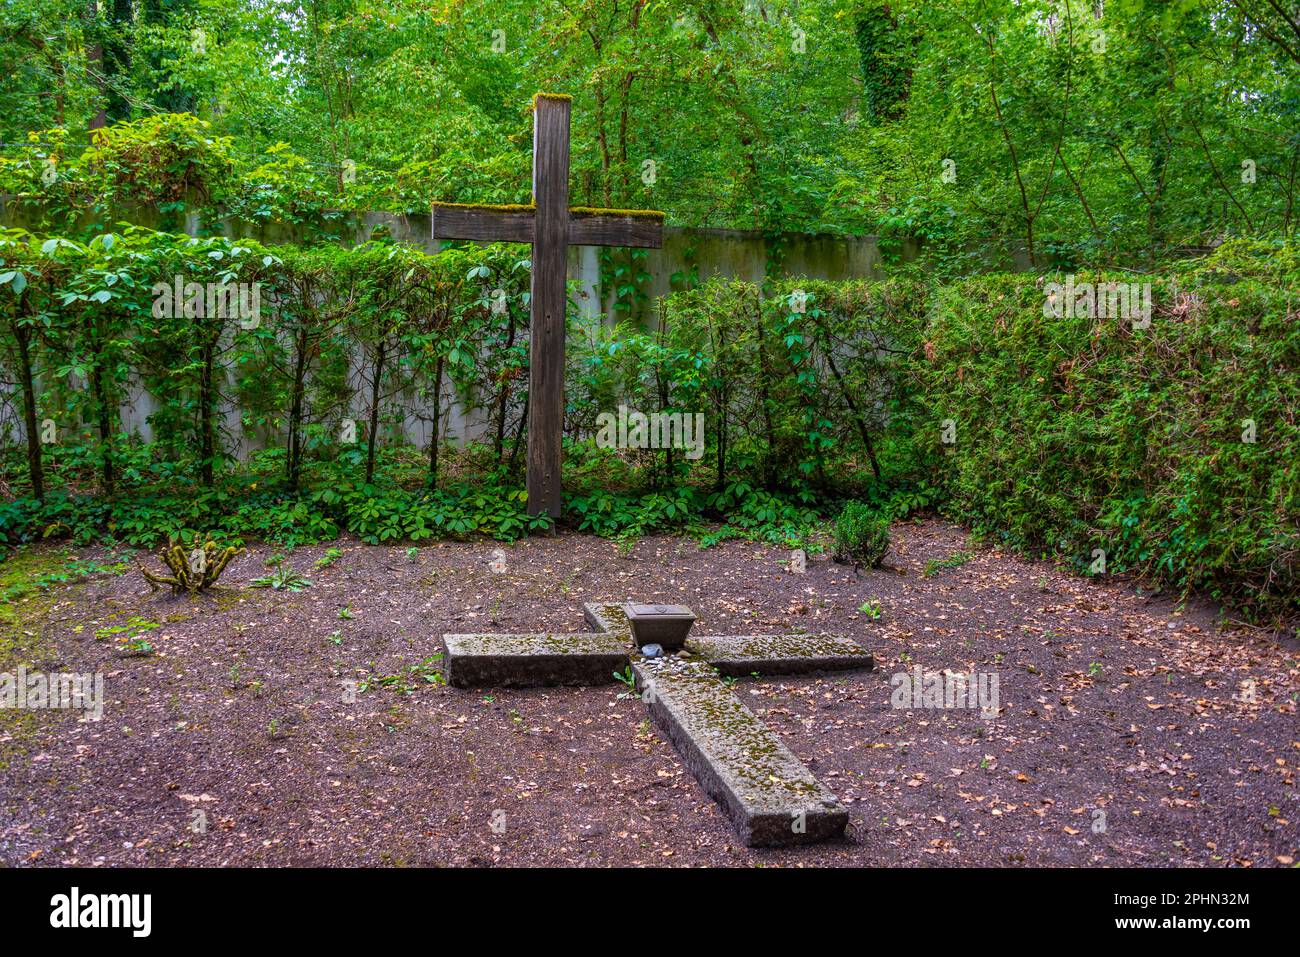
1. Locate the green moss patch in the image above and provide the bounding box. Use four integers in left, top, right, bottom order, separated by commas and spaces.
569, 206, 665, 220
431, 201, 535, 214
0, 546, 106, 764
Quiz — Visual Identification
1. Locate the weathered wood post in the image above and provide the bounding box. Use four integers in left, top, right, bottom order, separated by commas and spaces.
526, 93, 571, 519
431, 93, 665, 520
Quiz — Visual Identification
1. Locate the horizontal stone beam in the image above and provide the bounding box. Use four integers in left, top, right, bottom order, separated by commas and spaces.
632, 656, 848, 847
687, 633, 874, 677
582, 602, 633, 640
442, 630, 629, 688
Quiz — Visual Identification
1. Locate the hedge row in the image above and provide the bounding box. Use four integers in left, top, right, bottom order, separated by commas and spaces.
598, 243, 1299, 615
912, 259, 1298, 616
560, 243, 1299, 616
0, 227, 533, 499
1, 227, 1295, 615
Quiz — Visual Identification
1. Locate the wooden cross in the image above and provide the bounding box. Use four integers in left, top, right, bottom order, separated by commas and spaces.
431, 93, 665, 519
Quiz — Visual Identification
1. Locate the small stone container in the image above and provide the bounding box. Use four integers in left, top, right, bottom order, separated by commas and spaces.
624, 603, 696, 651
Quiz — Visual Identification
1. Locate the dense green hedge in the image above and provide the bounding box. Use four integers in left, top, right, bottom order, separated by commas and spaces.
0, 226, 532, 496
2, 228, 1296, 616
912, 253, 1299, 616
636, 245, 1299, 616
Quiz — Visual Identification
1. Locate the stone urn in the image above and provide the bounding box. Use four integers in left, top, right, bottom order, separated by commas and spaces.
624, 603, 696, 651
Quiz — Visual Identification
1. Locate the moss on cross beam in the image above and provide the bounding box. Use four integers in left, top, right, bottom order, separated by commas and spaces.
570, 206, 666, 220
431, 201, 536, 213
531, 92, 574, 108
431, 201, 665, 221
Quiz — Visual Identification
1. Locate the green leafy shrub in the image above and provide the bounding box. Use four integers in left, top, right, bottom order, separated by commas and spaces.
2, 222, 1296, 619
913, 256, 1300, 617
834, 502, 891, 569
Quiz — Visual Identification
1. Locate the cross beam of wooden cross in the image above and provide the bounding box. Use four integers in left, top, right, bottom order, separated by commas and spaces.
431, 93, 665, 519
442, 604, 875, 847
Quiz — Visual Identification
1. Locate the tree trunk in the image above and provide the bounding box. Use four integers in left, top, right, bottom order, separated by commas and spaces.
88, 343, 115, 494
753, 297, 775, 486
85, 0, 107, 132
13, 317, 45, 502
508, 388, 529, 480
714, 396, 728, 492
198, 333, 217, 487
365, 339, 385, 485
493, 309, 516, 463
655, 362, 672, 486
286, 324, 309, 493
426, 354, 444, 489
595, 77, 612, 206
818, 332, 883, 482
104, 0, 134, 121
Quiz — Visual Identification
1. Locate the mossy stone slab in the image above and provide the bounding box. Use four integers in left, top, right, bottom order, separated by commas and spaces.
632, 656, 848, 847
443, 631, 629, 687
582, 602, 633, 640
686, 633, 875, 677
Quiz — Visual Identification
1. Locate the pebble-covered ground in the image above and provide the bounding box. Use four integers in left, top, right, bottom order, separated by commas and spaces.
1, 519, 1296, 867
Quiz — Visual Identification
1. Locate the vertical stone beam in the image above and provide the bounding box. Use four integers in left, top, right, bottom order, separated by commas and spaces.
527, 94, 571, 519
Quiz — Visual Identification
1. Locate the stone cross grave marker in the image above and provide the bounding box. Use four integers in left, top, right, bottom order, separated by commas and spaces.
431, 93, 665, 520
442, 603, 875, 847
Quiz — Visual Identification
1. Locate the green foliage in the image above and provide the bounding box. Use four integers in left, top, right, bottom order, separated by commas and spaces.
2, 215, 1296, 619
2, 1, 1297, 257
340, 484, 545, 544
854, 1, 916, 123
248, 564, 312, 592
0, 548, 127, 604
913, 248, 1300, 616
833, 502, 891, 569
571, 276, 928, 498
94, 616, 161, 655
359, 655, 446, 695
923, 552, 975, 578
612, 664, 638, 700
566, 486, 700, 539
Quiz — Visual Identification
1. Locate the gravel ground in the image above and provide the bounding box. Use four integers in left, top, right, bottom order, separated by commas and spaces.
1, 519, 1296, 867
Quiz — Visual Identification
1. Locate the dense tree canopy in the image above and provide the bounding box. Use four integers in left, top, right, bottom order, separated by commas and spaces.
2, 1, 1297, 262
2, 1, 1297, 618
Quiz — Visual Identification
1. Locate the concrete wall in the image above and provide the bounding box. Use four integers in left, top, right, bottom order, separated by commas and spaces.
0, 203, 919, 457
334, 211, 916, 324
